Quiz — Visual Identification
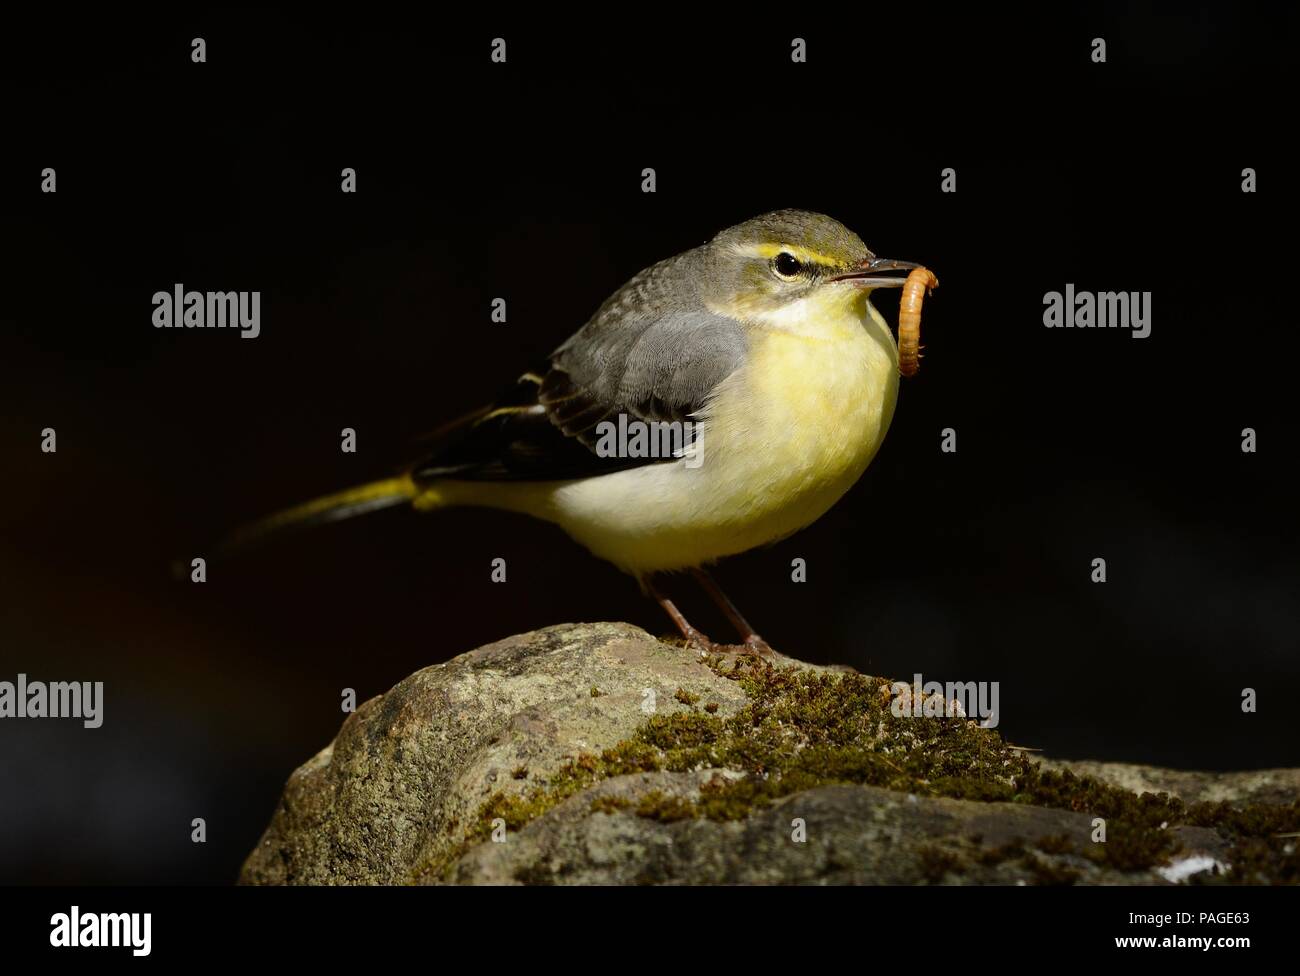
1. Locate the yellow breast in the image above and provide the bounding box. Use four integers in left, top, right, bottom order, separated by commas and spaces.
698, 293, 899, 531
436, 293, 901, 575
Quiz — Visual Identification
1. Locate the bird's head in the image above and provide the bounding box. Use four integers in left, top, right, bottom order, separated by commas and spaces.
699, 209, 919, 334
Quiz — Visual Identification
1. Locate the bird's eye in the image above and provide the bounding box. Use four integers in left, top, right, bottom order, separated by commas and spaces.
773, 252, 802, 279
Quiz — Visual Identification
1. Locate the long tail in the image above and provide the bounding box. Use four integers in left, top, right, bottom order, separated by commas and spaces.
219, 475, 419, 556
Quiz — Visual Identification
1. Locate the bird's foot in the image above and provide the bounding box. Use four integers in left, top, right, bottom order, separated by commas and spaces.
673, 633, 775, 659
666, 625, 717, 655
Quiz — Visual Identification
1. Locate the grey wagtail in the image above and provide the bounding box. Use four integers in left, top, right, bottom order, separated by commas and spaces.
230, 210, 929, 652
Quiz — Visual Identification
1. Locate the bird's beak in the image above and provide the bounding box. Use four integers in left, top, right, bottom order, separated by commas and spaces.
828, 257, 921, 289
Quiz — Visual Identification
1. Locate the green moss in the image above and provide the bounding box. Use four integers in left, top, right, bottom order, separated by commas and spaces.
973, 835, 1082, 885
438, 656, 1026, 868
590, 795, 631, 815
597, 738, 662, 775
1087, 823, 1181, 872
1023, 852, 1082, 886
1184, 799, 1300, 884
929, 777, 1016, 803
1013, 769, 1184, 829
1185, 798, 1300, 836
1033, 833, 1077, 856
414, 654, 1299, 884
1207, 837, 1300, 885
917, 844, 964, 883
976, 841, 1026, 867
635, 790, 697, 822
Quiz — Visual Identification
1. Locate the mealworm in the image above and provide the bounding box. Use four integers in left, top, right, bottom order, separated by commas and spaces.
897, 267, 939, 378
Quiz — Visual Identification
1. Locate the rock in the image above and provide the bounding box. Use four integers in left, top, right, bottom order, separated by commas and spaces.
239, 623, 1299, 886
446, 775, 1228, 886
1034, 759, 1300, 807
240, 622, 761, 885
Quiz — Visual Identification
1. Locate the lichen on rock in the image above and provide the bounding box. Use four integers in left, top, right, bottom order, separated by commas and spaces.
239, 623, 1300, 885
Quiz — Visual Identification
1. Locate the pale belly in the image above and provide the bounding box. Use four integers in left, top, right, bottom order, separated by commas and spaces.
539, 301, 901, 574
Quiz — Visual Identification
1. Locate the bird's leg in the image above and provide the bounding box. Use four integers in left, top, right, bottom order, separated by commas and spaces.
641, 574, 713, 649
689, 567, 773, 656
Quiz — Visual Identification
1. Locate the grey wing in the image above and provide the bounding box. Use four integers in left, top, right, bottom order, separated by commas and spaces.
544, 305, 748, 450
409, 292, 746, 483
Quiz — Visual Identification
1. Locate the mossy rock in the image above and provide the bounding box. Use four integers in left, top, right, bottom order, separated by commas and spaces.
239, 623, 1299, 885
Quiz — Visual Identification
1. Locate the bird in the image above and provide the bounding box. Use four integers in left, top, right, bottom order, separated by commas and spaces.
228, 209, 928, 653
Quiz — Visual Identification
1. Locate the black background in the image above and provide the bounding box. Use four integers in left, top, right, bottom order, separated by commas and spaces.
1, 6, 1296, 884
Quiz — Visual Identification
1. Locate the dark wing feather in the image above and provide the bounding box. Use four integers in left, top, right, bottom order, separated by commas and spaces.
409, 370, 642, 482
409, 253, 748, 485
